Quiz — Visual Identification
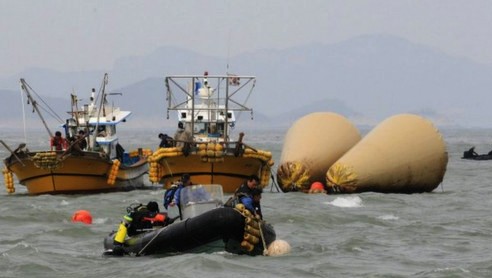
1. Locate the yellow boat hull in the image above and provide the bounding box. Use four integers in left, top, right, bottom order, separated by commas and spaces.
156, 154, 267, 193
4, 151, 148, 195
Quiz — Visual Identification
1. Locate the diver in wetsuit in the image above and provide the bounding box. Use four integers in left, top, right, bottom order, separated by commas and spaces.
112, 201, 171, 255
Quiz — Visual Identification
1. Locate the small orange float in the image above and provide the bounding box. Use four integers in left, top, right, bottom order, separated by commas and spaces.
72, 210, 93, 225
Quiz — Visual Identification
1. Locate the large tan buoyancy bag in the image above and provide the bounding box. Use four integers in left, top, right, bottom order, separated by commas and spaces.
277, 112, 361, 192
326, 114, 448, 193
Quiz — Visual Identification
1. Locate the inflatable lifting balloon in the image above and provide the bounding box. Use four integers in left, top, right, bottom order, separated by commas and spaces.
326, 114, 448, 194
277, 112, 361, 192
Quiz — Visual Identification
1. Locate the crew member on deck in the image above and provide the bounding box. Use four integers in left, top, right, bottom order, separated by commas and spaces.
174, 122, 193, 148
77, 130, 88, 150
158, 133, 173, 148
50, 131, 68, 151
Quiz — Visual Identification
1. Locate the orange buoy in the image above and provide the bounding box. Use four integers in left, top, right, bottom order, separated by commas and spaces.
310, 182, 324, 191
308, 181, 326, 194
72, 210, 93, 225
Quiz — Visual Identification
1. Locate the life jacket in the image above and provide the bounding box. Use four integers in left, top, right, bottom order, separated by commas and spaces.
142, 213, 167, 227
163, 185, 180, 209
225, 182, 253, 208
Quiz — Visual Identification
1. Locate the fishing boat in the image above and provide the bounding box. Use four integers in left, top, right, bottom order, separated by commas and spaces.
2, 74, 149, 195
147, 72, 274, 193
103, 184, 277, 256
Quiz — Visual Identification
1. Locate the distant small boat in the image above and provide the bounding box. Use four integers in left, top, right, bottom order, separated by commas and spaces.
147, 72, 274, 193
462, 153, 492, 160
462, 155, 492, 160
461, 147, 492, 160
2, 74, 149, 195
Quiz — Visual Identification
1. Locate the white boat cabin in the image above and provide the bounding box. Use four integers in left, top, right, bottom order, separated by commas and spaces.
65, 87, 132, 159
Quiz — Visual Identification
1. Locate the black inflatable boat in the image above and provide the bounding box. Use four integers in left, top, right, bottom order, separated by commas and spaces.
103, 184, 276, 256
462, 147, 492, 160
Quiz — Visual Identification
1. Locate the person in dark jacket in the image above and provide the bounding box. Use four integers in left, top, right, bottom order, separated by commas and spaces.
113, 200, 170, 253
224, 175, 260, 215
235, 174, 259, 196
158, 133, 173, 148
126, 201, 168, 236
77, 130, 88, 150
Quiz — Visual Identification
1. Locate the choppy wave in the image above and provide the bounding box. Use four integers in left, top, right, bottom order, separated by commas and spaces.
1, 128, 492, 277
325, 196, 363, 208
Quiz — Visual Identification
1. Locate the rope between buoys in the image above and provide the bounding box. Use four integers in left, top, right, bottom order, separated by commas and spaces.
258, 219, 268, 256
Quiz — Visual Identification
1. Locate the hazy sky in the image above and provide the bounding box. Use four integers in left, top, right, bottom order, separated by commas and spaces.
2, 0, 492, 76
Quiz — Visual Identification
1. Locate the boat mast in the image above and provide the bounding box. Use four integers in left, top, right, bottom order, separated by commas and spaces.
89, 73, 108, 150
71, 92, 80, 130
224, 76, 230, 143
19, 79, 54, 138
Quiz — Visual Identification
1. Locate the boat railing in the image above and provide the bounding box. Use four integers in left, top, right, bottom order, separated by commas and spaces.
171, 138, 246, 157
165, 74, 256, 144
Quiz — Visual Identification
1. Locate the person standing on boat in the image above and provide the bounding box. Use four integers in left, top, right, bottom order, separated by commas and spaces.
174, 122, 193, 148
158, 133, 173, 148
50, 131, 68, 151
77, 130, 88, 150
68, 130, 87, 155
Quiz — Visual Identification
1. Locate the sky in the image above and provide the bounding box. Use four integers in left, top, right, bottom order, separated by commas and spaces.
2, 0, 492, 77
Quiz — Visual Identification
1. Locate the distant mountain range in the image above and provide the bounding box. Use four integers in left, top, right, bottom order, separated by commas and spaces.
2, 34, 492, 130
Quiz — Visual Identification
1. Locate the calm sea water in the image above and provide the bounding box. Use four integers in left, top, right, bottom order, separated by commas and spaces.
1, 127, 492, 278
